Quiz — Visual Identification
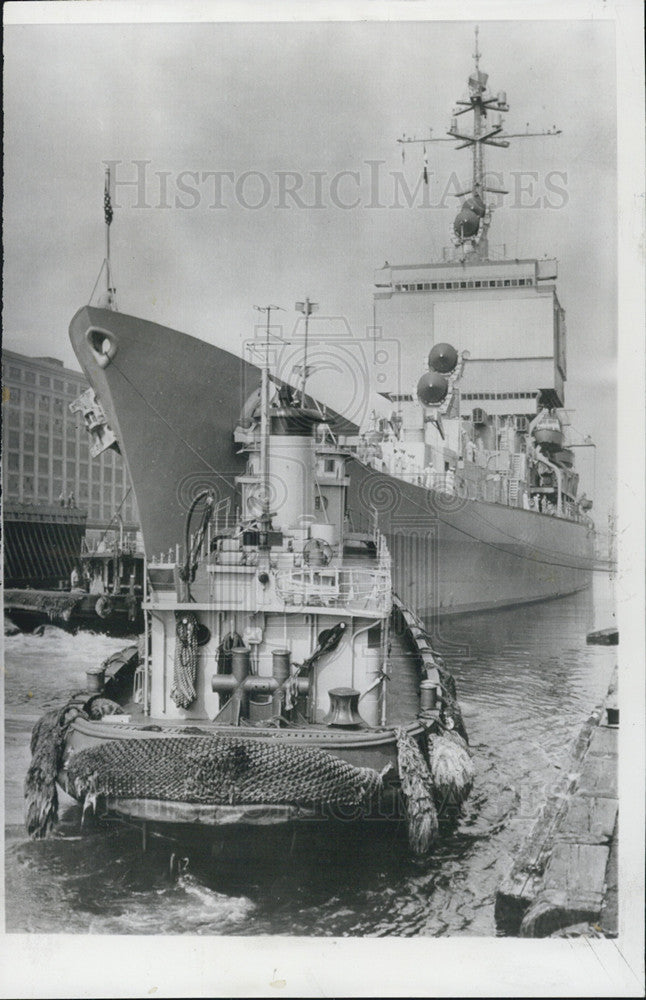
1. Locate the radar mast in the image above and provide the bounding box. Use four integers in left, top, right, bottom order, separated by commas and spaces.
398, 26, 561, 259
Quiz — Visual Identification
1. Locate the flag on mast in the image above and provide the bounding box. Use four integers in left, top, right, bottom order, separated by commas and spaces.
104, 171, 113, 226
423, 145, 428, 186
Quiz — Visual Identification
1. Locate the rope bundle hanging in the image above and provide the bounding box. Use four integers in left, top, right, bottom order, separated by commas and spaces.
24, 704, 85, 838
427, 729, 474, 808
171, 612, 199, 709
396, 727, 439, 855
25, 696, 127, 838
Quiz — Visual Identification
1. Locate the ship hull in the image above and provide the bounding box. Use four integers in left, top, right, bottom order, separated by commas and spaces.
70, 307, 594, 617
3, 502, 87, 589
346, 460, 593, 618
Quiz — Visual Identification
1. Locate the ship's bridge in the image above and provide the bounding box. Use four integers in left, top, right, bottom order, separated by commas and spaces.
373, 256, 566, 414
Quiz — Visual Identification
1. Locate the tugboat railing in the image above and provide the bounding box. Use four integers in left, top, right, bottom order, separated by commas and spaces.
274, 564, 391, 615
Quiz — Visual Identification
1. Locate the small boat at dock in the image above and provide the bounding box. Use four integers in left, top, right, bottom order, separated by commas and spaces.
5, 531, 144, 636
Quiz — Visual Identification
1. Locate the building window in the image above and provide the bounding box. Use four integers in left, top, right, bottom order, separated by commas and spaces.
79, 462, 88, 480
53, 398, 63, 413
323, 459, 335, 473
66, 381, 79, 395
25, 391, 35, 406
9, 431, 19, 449
92, 484, 100, 501
39, 375, 51, 388
54, 379, 64, 392
38, 435, 49, 454
53, 438, 63, 456
24, 372, 35, 385
8, 366, 21, 380
66, 461, 76, 480
38, 414, 48, 431
23, 455, 34, 472
8, 409, 20, 427
53, 478, 62, 495
23, 433, 35, 452
104, 467, 112, 483
53, 459, 63, 477
91, 504, 101, 520
38, 478, 49, 498
8, 386, 21, 402
8, 475, 20, 495
24, 412, 35, 431
8, 452, 19, 470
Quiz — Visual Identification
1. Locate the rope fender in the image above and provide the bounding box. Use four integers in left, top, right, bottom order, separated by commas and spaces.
24, 704, 86, 838
395, 727, 439, 855
65, 735, 385, 811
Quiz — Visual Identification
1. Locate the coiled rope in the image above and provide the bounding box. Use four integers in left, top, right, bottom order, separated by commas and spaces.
171, 612, 199, 709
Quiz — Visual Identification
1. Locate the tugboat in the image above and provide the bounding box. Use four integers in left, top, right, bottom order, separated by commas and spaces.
25, 335, 473, 855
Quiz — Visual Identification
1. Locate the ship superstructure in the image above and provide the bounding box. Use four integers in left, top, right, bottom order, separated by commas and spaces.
350, 31, 592, 568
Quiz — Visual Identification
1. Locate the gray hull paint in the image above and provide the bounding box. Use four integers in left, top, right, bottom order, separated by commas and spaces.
346, 460, 593, 616
70, 307, 594, 616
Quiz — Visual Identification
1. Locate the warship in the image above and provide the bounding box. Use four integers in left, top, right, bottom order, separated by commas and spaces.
68, 35, 596, 620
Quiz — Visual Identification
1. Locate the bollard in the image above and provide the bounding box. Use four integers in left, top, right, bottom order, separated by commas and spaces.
85, 665, 105, 693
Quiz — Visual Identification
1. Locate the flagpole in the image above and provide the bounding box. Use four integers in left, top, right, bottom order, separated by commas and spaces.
104, 166, 115, 309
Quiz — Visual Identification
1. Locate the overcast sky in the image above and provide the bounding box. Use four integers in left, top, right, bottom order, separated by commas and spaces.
3, 15, 618, 518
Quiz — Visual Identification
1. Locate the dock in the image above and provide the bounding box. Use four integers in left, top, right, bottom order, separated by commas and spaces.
495, 666, 618, 937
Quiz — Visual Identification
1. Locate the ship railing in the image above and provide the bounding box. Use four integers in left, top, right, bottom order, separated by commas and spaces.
274, 565, 391, 615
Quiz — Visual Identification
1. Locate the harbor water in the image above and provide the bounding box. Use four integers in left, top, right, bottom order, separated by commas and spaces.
4, 575, 616, 936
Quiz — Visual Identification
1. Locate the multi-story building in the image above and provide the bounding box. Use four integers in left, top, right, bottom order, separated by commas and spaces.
2, 348, 139, 532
